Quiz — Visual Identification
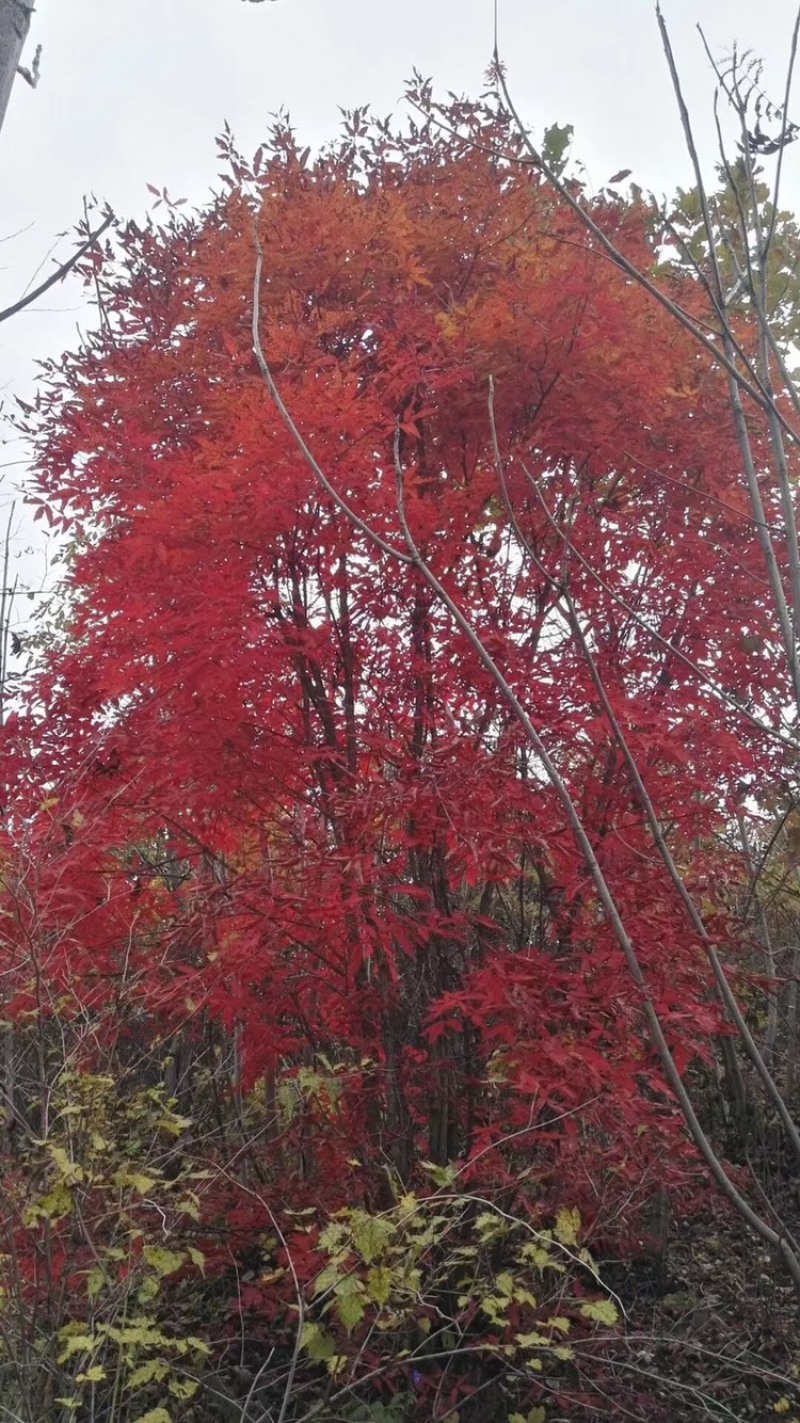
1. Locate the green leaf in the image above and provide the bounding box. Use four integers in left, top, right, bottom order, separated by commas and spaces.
143, 1246, 185, 1277
136, 1276, 159, 1304
300, 1321, 336, 1361
541, 122, 574, 177
419, 1159, 457, 1187
349, 1209, 396, 1263
319, 1220, 350, 1254
134, 1410, 172, 1423
334, 1275, 366, 1333
313, 1261, 342, 1297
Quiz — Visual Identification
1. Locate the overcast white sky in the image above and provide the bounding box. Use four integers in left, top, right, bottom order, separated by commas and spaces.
1, 0, 799, 626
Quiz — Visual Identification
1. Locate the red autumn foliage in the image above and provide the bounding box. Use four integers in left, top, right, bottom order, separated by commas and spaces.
3, 88, 789, 1262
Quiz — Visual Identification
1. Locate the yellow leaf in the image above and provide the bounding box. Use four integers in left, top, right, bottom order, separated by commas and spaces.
168, 1378, 199, 1400
176, 1193, 201, 1220
519, 1241, 563, 1272
76, 1366, 106, 1384
187, 1246, 205, 1275
516, 1331, 549, 1350
366, 1264, 392, 1308
85, 1268, 106, 1301
475, 1211, 506, 1241
554, 1207, 580, 1248
545, 1315, 571, 1335
183, 1335, 211, 1357
774, 1403, 791, 1416
578, 1298, 619, 1327
126, 1362, 168, 1390
48, 1144, 84, 1185
57, 1334, 96, 1364
112, 1169, 157, 1194
156, 1112, 192, 1138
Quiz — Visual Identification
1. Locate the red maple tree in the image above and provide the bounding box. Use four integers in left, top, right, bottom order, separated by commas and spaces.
3, 87, 793, 1290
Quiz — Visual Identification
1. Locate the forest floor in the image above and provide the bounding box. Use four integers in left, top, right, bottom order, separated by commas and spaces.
588, 1185, 800, 1421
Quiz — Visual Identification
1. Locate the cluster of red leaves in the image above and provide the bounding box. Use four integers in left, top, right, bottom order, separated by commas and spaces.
1, 92, 788, 1258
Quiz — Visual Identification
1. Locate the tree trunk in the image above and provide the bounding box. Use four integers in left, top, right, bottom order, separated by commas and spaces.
0, 0, 33, 140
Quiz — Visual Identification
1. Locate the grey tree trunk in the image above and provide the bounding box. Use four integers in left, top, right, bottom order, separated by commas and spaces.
0, 0, 33, 139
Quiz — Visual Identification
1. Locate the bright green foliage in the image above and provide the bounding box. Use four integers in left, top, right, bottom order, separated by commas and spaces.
541, 121, 574, 177
666, 160, 800, 352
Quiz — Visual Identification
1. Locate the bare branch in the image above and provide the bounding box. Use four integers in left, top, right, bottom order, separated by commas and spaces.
0, 210, 115, 326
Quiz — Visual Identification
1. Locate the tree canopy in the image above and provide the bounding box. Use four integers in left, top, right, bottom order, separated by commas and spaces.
1, 80, 800, 1422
